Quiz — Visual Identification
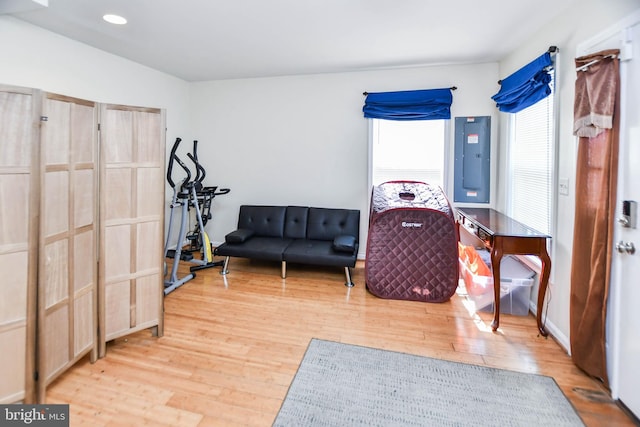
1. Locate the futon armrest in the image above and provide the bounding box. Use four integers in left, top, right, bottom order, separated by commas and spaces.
225, 228, 255, 244
332, 235, 357, 253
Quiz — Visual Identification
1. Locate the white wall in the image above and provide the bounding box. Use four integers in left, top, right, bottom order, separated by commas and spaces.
494, 0, 639, 349
0, 16, 192, 253
189, 63, 499, 251
0, 16, 191, 150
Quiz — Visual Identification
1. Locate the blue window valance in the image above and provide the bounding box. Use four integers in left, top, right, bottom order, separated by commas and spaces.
492, 51, 554, 113
363, 88, 453, 121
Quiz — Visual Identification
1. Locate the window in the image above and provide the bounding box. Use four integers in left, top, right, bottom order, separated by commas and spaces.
370, 118, 447, 188
506, 74, 556, 236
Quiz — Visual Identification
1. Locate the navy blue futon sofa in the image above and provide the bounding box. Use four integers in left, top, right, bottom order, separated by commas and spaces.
214, 205, 360, 286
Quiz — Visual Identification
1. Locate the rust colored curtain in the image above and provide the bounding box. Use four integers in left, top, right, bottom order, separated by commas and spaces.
570, 49, 620, 386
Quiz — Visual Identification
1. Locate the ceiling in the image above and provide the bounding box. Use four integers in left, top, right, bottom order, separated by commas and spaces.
6, 0, 578, 82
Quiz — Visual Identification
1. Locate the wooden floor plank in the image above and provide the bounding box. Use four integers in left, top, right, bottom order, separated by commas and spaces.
46, 259, 636, 426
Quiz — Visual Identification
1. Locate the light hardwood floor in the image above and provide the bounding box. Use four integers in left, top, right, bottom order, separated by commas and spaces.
46, 259, 636, 426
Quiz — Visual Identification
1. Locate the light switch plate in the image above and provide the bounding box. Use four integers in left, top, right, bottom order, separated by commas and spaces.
559, 177, 569, 196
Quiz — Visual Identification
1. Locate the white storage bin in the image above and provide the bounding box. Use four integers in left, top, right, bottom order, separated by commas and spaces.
459, 254, 535, 316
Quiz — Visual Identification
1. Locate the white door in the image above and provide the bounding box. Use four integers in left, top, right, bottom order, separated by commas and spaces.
610, 19, 640, 418
579, 10, 640, 420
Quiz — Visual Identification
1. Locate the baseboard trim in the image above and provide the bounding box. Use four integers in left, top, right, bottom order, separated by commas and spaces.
529, 301, 571, 355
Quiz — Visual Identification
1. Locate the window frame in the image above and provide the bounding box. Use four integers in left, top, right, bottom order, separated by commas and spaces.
504, 58, 559, 256
367, 118, 451, 196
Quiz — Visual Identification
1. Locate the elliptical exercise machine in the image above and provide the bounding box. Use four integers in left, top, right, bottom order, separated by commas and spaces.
184, 140, 230, 267
184, 140, 230, 271
163, 138, 194, 294
163, 137, 230, 295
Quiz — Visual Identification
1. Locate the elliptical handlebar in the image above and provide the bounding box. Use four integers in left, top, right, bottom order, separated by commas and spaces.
214, 188, 231, 196
190, 140, 206, 183
173, 153, 192, 190
186, 152, 206, 187
167, 136, 230, 196
167, 137, 183, 189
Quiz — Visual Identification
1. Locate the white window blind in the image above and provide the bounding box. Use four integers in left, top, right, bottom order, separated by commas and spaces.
507, 75, 555, 236
371, 119, 446, 188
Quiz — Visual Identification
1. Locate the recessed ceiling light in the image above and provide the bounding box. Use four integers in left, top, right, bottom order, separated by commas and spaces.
103, 14, 127, 25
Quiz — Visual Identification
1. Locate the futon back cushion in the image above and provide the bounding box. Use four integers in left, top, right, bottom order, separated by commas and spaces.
284, 206, 309, 239
237, 205, 286, 238
306, 208, 360, 242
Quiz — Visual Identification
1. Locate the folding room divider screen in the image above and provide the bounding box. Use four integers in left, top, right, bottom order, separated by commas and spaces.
0, 84, 165, 404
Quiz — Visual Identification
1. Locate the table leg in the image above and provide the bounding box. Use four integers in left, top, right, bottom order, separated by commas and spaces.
490, 245, 504, 332
536, 248, 552, 337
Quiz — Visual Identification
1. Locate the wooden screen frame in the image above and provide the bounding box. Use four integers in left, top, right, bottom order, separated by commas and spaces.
0, 85, 40, 404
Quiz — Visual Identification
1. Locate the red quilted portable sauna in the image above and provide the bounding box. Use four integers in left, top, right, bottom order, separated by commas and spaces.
365, 181, 459, 302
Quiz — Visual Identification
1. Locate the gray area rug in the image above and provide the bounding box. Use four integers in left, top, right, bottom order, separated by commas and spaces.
273, 339, 585, 426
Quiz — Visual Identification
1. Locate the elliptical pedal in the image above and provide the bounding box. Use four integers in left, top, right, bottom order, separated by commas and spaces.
166, 249, 194, 261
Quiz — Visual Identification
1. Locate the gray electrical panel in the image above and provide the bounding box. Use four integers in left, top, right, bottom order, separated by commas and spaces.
454, 116, 490, 203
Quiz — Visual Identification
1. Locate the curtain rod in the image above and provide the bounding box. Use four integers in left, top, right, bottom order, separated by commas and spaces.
363, 86, 457, 96
576, 53, 617, 72
497, 46, 558, 85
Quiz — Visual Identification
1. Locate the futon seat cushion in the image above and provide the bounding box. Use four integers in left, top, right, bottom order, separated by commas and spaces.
284, 239, 357, 268
216, 237, 293, 261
